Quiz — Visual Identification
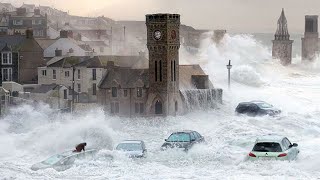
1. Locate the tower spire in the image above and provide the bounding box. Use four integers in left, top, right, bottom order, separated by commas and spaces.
275, 8, 290, 40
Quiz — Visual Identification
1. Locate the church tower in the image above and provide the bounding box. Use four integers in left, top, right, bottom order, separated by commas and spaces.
145, 14, 181, 116
272, 9, 294, 65
302, 15, 319, 61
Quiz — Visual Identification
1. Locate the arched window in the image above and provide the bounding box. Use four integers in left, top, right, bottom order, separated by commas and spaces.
175, 101, 178, 112
159, 60, 162, 82
155, 100, 163, 114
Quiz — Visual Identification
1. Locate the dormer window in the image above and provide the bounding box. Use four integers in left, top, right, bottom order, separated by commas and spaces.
2, 52, 12, 65
32, 19, 42, 25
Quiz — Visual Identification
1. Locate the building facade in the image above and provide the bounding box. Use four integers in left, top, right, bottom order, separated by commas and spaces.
8, 8, 47, 38
272, 9, 293, 65
302, 15, 319, 61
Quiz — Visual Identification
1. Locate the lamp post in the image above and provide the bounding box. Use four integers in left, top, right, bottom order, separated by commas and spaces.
226, 60, 232, 90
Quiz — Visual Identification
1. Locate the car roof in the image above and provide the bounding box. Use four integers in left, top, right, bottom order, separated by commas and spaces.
172, 130, 196, 134
256, 135, 286, 143
119, 140, 144, 144
239, 101, 267, 105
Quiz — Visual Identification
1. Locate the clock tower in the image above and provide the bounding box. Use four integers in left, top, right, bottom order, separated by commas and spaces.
145, 13, 181, 116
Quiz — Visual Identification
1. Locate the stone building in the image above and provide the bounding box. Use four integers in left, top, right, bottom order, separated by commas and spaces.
272, 9, 293, 65
98, 14, 222, 117
302, 15, 319, 61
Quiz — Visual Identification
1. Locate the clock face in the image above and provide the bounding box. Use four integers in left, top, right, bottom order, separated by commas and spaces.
171, 30, 177, 40
154, 30, 162, 40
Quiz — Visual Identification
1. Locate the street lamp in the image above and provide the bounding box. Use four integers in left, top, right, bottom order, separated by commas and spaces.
226, 60, 232, 90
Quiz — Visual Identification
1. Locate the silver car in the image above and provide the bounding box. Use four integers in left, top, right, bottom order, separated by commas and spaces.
115, 140, 147, 158
248, 135, 299, 161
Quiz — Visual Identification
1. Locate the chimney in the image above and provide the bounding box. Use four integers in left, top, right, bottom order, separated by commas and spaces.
34, 9, 40, 15
67, 31, 73, 38
26, 29, 33, 39
55, 48, 62, 56
17, 8, 27, 16
60, 30, 68, 38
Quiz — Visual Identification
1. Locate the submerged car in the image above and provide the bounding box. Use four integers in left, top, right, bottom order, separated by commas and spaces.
236, 101, 281, 116
115, 140, 147, 158
31, 149, 98, 171
161, 130, 205, 151
247, 135, 299, 161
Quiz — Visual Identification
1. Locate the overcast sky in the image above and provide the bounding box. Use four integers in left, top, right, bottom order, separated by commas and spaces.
6, 0, 320, 33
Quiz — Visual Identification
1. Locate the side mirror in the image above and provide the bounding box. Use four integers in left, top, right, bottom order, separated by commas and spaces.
292, 143, 298, 147
165, 139, 167, 142
191, 139, 196, 142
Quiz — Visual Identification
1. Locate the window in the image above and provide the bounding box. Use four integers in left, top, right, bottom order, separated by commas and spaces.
174, 60, 176, 81
92, 69, 96, 80
135, 103, 144, 114
140, 103, 144, 114
159, 60, 162, 82
2, 68, 12, 81
112, 87, 117, 97
92, 83, 96, 95
135, 103, 139, 113
63, 89, 67, 99
42, 70, 47, 76
77, 83, 81, 93
77, 69, 81, 79
32, 19, 42, 25
154, 60, 158, 81
252, 142, 282, 152
190, 133, 196, 141
33, 30, 44, 37
124, 89, 128, 97
53, 69, 56, 79
137, 87, 142, 97
2, 52, 12, 65
13, 19, 23, 25
65, 71, 70, 77
171, 61, 174, 81
111, 102, 119, 114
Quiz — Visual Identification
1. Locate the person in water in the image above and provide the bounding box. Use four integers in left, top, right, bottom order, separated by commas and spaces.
73, 142, 87, 152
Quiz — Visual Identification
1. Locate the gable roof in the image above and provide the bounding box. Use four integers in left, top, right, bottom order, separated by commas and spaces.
48, 56, 90, 68
0, 35, 26, 51
179, 64, 212, 89
99, 67, 149, 89
75, 55, 148, 68
36, 39, 57, 50
31, 84, 61, 93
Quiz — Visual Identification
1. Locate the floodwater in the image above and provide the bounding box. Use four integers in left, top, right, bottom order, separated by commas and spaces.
1, 33, 320, 179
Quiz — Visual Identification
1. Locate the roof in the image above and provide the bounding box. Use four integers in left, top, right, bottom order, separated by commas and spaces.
0, 35, 26, 51
256, 135, 285, 143
76, 55, 148, 68
31, 84, 62, 93
48, 56, 90, 68
174, 130, 197, 134
99, 67, 149, 89
179, 64, 209, 89
36, 39, 57, 50
119, 140, 144, 144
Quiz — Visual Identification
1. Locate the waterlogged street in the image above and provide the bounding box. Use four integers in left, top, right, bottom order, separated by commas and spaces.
1, 34, 320, 179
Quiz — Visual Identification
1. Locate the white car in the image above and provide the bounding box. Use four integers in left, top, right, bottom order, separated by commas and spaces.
247, 135, 299, 161
115, 140, 147, 158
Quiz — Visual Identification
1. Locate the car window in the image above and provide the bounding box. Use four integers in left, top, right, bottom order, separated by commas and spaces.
167, 133, 190, 142
195, 132, 201, 139
256, 102, 273, 109
116, 143, 142, 151
284, 138, 292, 148
253, 142, 282, 152
282, 139, 289, 150
190, 133, 196, 141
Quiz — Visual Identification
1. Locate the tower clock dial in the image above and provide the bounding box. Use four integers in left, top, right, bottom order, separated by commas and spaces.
154, 30, 162, 40
171, 30, 177, 40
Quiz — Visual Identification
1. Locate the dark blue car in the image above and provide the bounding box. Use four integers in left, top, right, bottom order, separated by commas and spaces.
236, 101, 281, 116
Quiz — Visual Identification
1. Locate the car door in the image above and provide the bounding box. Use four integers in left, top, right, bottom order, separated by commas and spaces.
190, 132, 196, 147
285, 138, 297, 159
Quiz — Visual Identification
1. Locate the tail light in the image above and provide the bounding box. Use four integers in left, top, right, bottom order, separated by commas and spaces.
278, 153, 287, 157
249, 152, 256, 157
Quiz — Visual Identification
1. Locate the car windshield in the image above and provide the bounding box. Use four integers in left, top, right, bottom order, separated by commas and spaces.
116, 143, 142, 151
167, 133, 190, 142
43, 154, 64, 165
256, 102, 273, 109
253, 142, 282, 152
